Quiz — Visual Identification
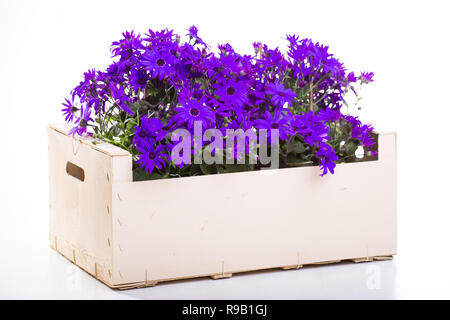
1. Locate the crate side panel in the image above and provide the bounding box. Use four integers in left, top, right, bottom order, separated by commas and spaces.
48, 127, 114, 285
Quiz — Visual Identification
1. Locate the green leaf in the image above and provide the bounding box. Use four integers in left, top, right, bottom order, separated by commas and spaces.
200, 163, 218, 175
222, 163, 253, 173
287, 140, 306, 154
342, 139, 359, 157
133, 167, 164, 181
286, 153, 313, 167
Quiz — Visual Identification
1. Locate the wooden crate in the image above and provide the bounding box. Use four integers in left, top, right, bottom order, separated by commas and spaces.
48, 123, 397, 289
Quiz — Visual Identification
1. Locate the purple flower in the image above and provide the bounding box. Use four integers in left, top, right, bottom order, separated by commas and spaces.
109, 83, 133, 114
173, 98, 215, 130
129, 68, 150, 92
347, 71, 357, 83
343, 115, 375, 147
61, 97, 79, 123
318, 108, 341, 122
135, 116, 171, 144
135, 142, 168, 174
144, 28, 175, 45
142, 49, 176, 80
205, 97, 232, 118
68, 106, 93, 136
61, 26, 377, 178
289, 112, 330, 147
103, 62, 126, 82
166, 140, 196, 168
134, 117, 156, 147
360, 71, 374, 84
214, 80, 248, 109
255, 109, 291, 141
265, 82, 296, 107
111, 30, 144, 60
187, 25, 207, 47
316, 143, 338, 176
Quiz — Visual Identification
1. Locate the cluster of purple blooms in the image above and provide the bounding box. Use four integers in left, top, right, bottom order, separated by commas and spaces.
62, 26, 375, 177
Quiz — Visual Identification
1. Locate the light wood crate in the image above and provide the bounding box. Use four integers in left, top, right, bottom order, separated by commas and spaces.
48, 123, 397, 289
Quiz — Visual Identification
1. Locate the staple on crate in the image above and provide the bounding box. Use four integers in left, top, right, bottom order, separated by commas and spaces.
281, 252, 303, 270
144, 269, 157, 287
297, 251, 302, 269
71, 138, 81, 155
210, 261, 232, 280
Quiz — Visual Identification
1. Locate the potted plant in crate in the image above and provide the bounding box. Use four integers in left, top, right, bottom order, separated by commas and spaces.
48, 26, 396, 289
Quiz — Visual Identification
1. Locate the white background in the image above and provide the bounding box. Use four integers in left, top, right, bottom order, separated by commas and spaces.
1, 0, 450, 299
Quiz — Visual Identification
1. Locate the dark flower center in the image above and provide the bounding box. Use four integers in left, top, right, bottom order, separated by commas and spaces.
138, 76, 147, 85
278, 92, 284, 97
139, 130, 146, 138
271, 123, 279, 129
148, 152, 156, 160
156, 58, 166, 67
79, 119, 88, 127
226, 86, 236, 96
292, 126, 299, 132
189, 107, 200, 116
70, 106, 79, 114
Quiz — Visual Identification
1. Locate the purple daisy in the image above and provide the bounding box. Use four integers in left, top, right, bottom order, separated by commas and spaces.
111, 30, 144, 60
214, 80, 248, 109
135, 116, 172, 143
289, 112, 330, 147
129, 68, 150, 92
68, 106, 93, 136
359, 71, 374, 84
316, 143, 338, 176
187, 25, 207, 47
134, 117, 156, 147
135, 142, 168, 175
166, 140, 195, 168
173, 98, 215, 130
142, 49, 176, 80
318, 108, 342, 123
346, 71, 357, 83
254, 109, 292, 141
109, 83, 133, 114
265, 82, 296, 107
205, 97, 232, 119
343, 115, 375, 147
61, 97, 79, 123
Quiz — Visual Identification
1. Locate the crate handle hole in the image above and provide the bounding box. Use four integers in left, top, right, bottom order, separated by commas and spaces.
66, 161, 85, 182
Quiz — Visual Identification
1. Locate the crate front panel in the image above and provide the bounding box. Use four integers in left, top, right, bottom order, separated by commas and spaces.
111, 133, 396, 285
